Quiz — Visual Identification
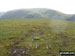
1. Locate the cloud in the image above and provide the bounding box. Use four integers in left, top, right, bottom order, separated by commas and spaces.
0, 0, 75, 14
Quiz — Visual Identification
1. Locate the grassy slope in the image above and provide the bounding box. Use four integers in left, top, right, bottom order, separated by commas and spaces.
0, 19, 75, 56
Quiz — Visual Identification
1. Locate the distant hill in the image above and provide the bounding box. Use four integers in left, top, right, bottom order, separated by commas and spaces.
0, 8, 74, 20
0, 12, 5, 17
66, 15, 75, 21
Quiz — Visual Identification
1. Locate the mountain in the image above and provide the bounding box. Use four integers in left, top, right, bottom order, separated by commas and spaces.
0, 8, 74, 20
0, 12, 5, 17
66, 15, 75, 21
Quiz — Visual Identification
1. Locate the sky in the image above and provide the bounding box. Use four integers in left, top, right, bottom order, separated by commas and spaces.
0, 0, 75, 14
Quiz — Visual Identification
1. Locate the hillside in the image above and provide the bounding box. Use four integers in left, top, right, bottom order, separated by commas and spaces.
0, 19, 75, 56
0, 8, 73, 20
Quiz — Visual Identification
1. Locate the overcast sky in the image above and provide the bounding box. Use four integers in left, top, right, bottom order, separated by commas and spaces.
0, 0, 75, 14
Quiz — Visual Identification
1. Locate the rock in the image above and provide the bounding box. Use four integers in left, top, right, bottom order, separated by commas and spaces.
13, 50, 17, 54
22, 51, 25, 54
35, 44, 40, 49
46, 44, 53, 50
32, 37, 40, 40
46, 46, 49, 49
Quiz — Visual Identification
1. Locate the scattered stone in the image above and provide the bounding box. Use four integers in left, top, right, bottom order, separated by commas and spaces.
46, 44, 53, 50
35, 44, 40, 49
13, 50, 17, 54
9, 46, 30, 56
32, 37, 40, 40
46, 46, 49, 49
32, 37, 40, 43
22, 51, 25, 54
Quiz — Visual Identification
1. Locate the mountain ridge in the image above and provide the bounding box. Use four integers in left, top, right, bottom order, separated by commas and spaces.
0, 8, 74, 21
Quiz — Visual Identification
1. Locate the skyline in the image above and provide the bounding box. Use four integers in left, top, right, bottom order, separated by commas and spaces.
0, 0, 75, 14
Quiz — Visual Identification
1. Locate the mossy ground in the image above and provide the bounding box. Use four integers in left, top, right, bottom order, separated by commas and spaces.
0, 19, 75, 56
